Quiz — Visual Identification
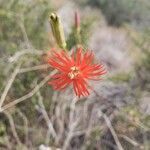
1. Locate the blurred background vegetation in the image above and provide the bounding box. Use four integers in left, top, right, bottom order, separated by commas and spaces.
0, 0, 150, 149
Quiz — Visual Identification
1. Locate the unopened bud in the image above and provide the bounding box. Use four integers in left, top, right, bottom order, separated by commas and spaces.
49, 13, 66, 49
75, 11, 80, 31
74, 11, 81, 45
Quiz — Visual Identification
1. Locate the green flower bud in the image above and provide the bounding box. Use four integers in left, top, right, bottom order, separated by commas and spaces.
49, 13, 66, 49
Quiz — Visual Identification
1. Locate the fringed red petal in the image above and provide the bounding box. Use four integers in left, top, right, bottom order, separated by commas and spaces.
47, 48, 106, 97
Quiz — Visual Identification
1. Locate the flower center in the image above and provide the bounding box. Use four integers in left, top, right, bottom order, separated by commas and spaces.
68, 66, 80, 79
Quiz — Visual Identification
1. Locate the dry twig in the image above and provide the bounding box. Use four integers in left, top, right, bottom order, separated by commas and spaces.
98, 110, 124, 150
4, 111, 22, 145
19, 64, 49, 73
16, 109, 29, 145
0, 64, 21, 110
0, 70, 56, 112
37, 91, 57, 139
62, 97, 78, 150
8, 49, 43, 63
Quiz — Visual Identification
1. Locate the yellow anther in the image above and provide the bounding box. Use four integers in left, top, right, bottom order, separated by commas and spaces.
68, 66, 80, 79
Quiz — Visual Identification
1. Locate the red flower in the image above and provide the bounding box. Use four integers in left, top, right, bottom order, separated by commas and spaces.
48, 48, 106, 97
